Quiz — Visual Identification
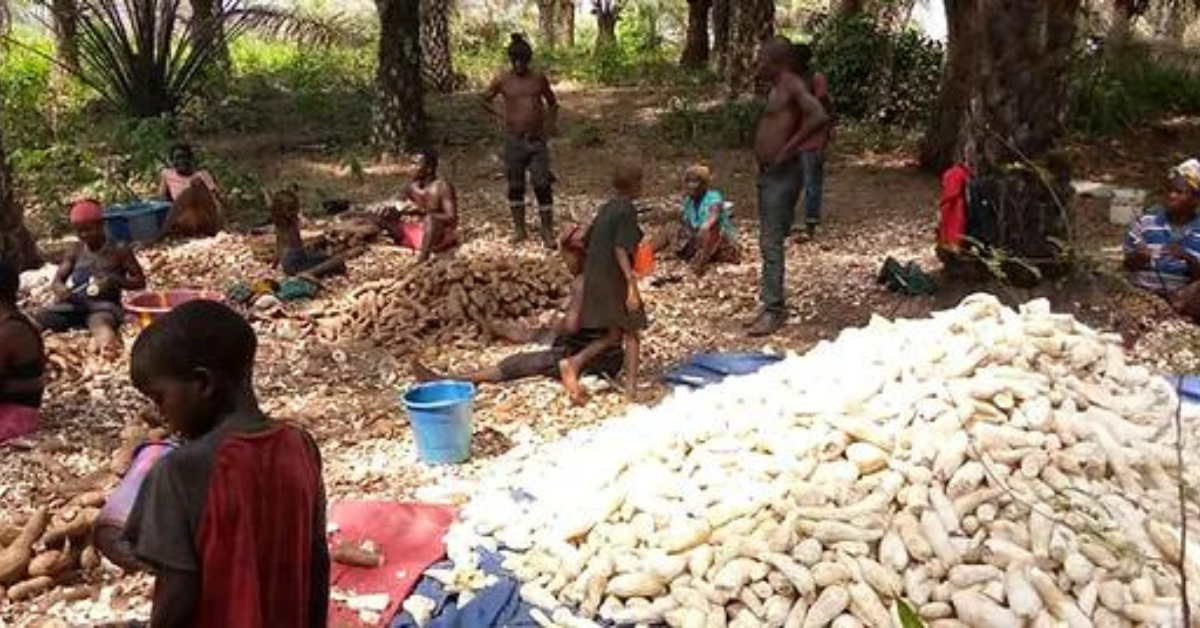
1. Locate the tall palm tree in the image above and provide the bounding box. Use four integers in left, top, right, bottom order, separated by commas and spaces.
421, 0, 455, 92
374, 0, 426, 153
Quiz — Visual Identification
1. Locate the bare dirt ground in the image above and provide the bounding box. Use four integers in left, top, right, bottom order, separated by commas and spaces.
4, 89, 1199, 624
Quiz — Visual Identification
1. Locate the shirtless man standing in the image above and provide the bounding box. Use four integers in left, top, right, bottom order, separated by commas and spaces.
746, 37, 829, 337
482, 34, 560, 249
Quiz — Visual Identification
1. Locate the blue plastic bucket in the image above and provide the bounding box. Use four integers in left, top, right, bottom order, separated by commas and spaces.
104, 201, 171, 243
402, 381, 475, 464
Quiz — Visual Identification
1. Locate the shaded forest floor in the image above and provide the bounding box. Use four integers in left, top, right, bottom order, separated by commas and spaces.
4, 89, 1200, 623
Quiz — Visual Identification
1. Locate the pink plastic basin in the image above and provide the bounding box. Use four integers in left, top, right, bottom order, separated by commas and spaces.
125, 290, 225, 330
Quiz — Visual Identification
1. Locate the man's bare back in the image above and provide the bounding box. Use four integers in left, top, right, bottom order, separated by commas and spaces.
485, 71, 556, 137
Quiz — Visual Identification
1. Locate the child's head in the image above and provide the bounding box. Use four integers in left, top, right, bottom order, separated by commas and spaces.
684, 163, 712, 197
69, 199, 107, 250
170, 143, 196, 174
269, 188, 301, 227
413, 148, 439, 181
1167, 159, 1200, 219
508, 33, 533, 74
0, 259, 18, 307
612, 162, 645, 199
131, 300, 258, 439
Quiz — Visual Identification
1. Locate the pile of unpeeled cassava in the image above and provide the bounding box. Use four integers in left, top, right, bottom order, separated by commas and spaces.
429, 294, 1200, 627
1, 419, 164, 607
313, 253, 571, 349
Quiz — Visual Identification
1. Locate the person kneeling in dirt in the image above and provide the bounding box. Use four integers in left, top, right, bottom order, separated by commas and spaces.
412, 231, 625, 390
649, 163, 740, 276
0, 260, 45, 444
36, 200, 147, 354
124, 300, 329, 626
1124, 159, 1200, 321
270, 188, 360, 283
158, 143, 224, 239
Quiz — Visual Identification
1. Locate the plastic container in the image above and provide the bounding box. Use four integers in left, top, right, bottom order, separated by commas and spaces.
402, 381, 475, 465
104, 201, 172, 243
634, 240, 655, 276
125, 289, 225, 330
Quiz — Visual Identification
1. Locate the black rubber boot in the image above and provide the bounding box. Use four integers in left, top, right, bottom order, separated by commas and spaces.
510, 203, 528, 243
538, 208, 556, 250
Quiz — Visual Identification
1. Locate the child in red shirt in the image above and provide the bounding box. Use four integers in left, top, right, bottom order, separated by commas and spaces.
124, 300, 329, 627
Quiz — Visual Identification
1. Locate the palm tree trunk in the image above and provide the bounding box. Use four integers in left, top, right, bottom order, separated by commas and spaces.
725, 0, 773, 95
679, 0, 711, 68
537, 0, 559, 46
421, 0, 455, 92
0, 134, 41, 272
712, 0, 730, 74
592, 1, 620, 56
189, 0, 229, 67
835, 0, 867, 18
935, 0, 1082, 273
374, 0, 427, 155
52, 0, 80, 71
559, 0, 575, 46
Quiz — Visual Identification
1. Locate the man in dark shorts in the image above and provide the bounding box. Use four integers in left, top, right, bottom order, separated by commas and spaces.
123, 301, 328, 627
482, 34, 560, 249
411, 233, 624, 387
746, 37, 829, 337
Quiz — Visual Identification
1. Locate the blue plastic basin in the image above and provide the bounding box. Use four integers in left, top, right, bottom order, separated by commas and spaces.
401, 381, 475, 465
104, 201, 171, 243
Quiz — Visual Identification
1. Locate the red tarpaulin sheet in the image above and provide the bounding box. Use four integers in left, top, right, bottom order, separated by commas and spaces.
327, 501, 457, 628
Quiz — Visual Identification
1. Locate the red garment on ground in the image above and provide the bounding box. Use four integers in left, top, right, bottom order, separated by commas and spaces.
390, 219, 460, 253
194, 426, 323, 628
939, 164, 971, 248
0, 404, 39, 444
327, 502, 457, 628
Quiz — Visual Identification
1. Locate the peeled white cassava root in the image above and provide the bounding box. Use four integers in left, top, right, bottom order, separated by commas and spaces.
431, 295, 1200, 626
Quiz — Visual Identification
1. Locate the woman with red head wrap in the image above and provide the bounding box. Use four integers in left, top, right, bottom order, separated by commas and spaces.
35, 199, 147, 354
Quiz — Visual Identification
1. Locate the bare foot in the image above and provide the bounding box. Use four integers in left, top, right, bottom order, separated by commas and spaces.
558, 358, 588, 406
410, 360, 439, 383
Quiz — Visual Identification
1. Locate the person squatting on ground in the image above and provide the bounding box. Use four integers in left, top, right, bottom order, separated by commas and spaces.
560, 162, 648, 404
0, 260, 45, 444
269, 188, 359, 282
483, 34, 560, 249
1124, 158, 1200, 321
36, 200, 147, 354
648, 163, 740, 276
158, 143, 224, 239
792, 42, 835, 242
393, 149, 461, 262
123, 300, 329, 627
746, 37, 829, 338
410, 231, 624, 390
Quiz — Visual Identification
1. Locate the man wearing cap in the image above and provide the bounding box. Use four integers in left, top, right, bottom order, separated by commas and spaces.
1124, 159, 1200, 321
36, 200, 147, 353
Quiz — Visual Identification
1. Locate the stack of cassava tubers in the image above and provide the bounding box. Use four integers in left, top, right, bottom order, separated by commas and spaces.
440, 294, 1200, 627
315, 253, 571, 349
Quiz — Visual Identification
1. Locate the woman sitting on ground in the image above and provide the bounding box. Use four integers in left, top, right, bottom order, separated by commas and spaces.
0, 260, 45, 443
649, 163, 740, 276
158, 143, 224, 239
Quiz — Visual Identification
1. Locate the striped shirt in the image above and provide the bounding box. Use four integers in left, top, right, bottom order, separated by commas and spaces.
1123, 207, 1200, 292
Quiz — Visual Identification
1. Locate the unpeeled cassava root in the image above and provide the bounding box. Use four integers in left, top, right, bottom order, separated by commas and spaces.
432, 295, 1200, 627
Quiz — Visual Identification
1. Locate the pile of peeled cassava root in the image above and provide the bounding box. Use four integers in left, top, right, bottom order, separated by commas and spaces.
312, 253, 571, 348
434, 294, 1200, 628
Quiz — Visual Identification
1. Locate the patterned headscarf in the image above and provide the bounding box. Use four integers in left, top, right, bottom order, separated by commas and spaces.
1171, 158, 1200, 193
685, 163, 713, 185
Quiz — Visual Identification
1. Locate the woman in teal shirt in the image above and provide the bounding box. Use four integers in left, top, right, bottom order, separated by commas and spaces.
652, 163, 740, 275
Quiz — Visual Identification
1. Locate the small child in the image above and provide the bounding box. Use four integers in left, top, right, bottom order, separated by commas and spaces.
270, 188, 354, 281
123, 301, 329, 626
559, 162, 647, 403
36, 200, 146, 353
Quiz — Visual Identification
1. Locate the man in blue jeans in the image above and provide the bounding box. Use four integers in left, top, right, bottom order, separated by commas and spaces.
793, 42, 834, 241
746, 38, 829, 337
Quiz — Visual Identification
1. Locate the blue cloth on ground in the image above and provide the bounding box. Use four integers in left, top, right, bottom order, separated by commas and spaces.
663, 352, 783, 388
391, 549, 539, 628
1166, 374, 1200, 400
